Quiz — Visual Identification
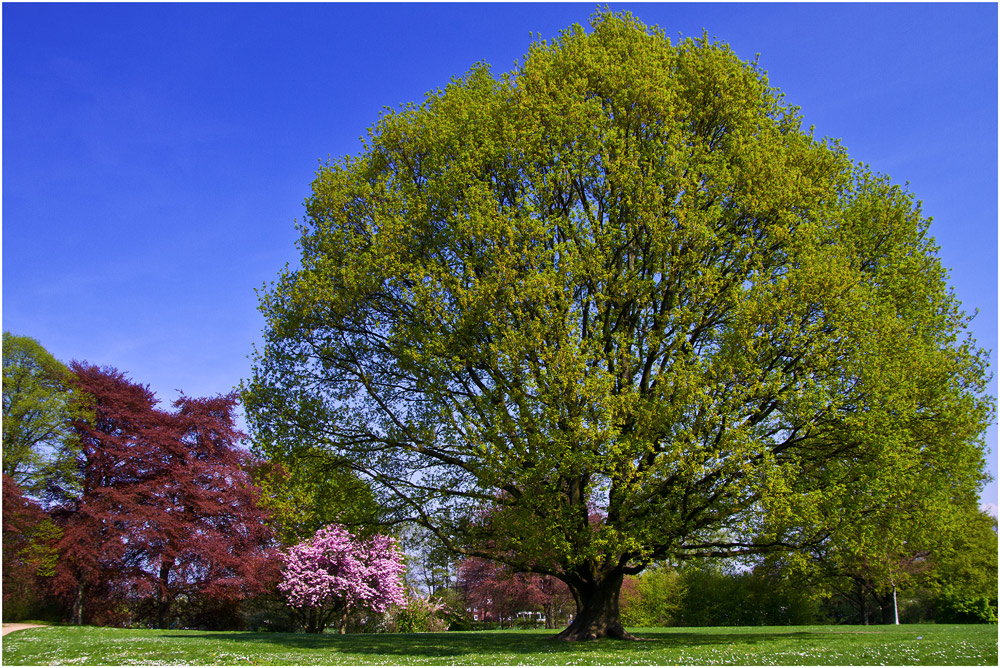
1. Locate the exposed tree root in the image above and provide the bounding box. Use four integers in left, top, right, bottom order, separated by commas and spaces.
550, 622, 641, 641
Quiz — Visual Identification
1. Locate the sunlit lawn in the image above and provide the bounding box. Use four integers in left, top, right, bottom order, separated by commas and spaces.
3, 623, 996, 665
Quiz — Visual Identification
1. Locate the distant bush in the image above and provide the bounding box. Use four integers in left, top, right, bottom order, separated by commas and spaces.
620, 568, 685, 627
935, 588, 998, 624
394, 593, 449, 632
676, 568, 822, 626
620, 565, 823, 627
240, 595, 300, 633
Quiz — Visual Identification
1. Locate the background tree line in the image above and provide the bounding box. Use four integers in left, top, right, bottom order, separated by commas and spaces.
3, 331, 996, 631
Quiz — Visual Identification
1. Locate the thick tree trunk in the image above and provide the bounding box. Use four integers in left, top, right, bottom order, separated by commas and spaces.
305, 607, 325, 633
552, 570, 637, 641
156, 560, 174, 629
338, 609, 348, 634
71, 582, 86, 626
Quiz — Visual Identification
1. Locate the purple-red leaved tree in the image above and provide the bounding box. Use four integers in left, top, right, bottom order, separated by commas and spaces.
278, 524, 406, 633
52, 364, 276, 628
458, 556, 574, 629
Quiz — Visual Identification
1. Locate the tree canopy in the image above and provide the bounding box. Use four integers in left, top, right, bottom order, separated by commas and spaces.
250, 445, 383, 546
245, 11, 993, 640
54, 363, 275, 627
2, 332, 84, 499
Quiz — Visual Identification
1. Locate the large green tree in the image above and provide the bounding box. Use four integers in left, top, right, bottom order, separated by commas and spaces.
245, 12, 992, 640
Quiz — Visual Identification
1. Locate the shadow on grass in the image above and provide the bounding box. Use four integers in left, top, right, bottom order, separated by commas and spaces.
161, 629, 838, 659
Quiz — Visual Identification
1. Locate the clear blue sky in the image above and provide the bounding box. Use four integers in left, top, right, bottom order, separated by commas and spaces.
3, 3, 996, 509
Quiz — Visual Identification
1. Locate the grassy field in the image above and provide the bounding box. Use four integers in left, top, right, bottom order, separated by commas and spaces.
2, 623, 996, 665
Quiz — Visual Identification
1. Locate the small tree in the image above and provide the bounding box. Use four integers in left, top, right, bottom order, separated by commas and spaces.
457, 556, 572, 629
278, 524, 406, 633
400, 523, 460, 597
930, 508, 998, 623
620, 566, 685, 628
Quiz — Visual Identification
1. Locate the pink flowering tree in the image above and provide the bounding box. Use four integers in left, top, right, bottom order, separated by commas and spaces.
278, 524, 406, 633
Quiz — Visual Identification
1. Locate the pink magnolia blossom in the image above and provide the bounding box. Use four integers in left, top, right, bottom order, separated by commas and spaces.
278, 524, 406, 618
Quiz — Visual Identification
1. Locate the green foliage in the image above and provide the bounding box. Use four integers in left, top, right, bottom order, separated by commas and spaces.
16, 517, 61, 578
2, 332, 85, 499
929, 509, 998, 623
935, 588, 997, 624
245, 10, 993, 635
772, 434, 994, 625
400, 524, 459, 596
781, 504, 997, 625
677, 567, 823, 627
432, 587, 476, 631
251, 450, 382, 545
621, 561, 823, 627
620, 567, 685, 627
393, 592, 449, 633
2, 476, 63, 622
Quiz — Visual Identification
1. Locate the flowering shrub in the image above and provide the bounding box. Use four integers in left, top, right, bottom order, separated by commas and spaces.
278, 524, 406, 633
394, 591, 448, 632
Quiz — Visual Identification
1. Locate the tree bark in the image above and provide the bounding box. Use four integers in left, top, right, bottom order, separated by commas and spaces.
156, 560, 174, 629
71, 581, 86, 626
551, 570, 637, 641
305, 607, 323, 633
892, 584, 899, 625
338, 609, 348, 634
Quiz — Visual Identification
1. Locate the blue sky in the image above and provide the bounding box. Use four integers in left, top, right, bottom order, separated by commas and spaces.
3, 3, 996, 508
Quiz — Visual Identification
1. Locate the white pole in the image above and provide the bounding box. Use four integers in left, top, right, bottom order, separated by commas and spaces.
893, 584, 900, 625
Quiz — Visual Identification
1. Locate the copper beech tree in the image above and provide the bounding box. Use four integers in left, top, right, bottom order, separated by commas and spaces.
458, 557, 574, 629
53, 363, 275, 628
245, 12, 992, 640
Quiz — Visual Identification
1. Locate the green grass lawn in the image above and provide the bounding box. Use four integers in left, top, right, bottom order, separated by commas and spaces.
2, 623, 996, 665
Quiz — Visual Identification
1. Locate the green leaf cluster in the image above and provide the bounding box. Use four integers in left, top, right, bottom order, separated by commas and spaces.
930, 509, 998, 623
620, 566, 685, 627
2, 332, 87, 500
250, 449, 383, 546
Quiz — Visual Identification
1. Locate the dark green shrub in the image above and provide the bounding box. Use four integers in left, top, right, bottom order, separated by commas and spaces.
935, 588, 998, 624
